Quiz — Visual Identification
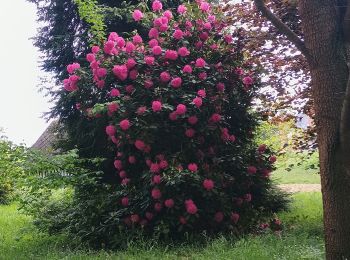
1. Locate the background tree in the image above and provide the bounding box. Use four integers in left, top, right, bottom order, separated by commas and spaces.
235, 0, 350, 258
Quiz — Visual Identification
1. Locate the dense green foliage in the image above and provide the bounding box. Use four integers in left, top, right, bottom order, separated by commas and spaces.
1, 193, 324, 259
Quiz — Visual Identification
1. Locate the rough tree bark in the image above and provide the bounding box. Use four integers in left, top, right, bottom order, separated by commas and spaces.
253, 0, 350, 259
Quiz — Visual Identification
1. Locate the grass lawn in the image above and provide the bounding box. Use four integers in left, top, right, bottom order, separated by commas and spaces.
272, 167, 320, 184
0, 192, 324, 260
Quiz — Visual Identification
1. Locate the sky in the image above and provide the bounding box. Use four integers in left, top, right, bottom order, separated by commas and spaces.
0, 0, 51, 146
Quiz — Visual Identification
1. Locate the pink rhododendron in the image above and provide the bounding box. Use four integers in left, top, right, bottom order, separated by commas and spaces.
185, 200, 198, 214
200, 2, 210, 12
135, 140, 145, 150
129, 69, 139, 80
152, 45, 162, 55
119, 171, 127, 179
169, 112, 178, 121
110, 88, 120, 97
188, 116, 198, 125
67, 63, 80, 74
113, 65, 128, 81
144, 79, 154, 89
173, 29, 184, 40
231, 213, 240, 224
86, 53, 95, 63
152, 0, 163, 11
183, 65, 193, 73
121, 197, 129, 206
108, 32, 119, 41
160, 71, 171, 82
170, 77, 182, 88
154, 202, 163, 212
176, 104, 187, 115
120, 119, 131, 131
243, 76, 253, 85
126, 58, 137, 69
133, 34, 143, 44
193, 97, 203, 108
131, 214, 140, 223
197, 89, 206, 98
150, 163, 160, 173
164, 10, 173, 19
149, 39, 158, 48
149, 28, 159, 39
108, 102, 119, 113
145, 56, 155, 65
125, 85, 135, 93
151, 188, 162, 199
188, 163, 198, 172
177, 4, 187, 14
210, 113, 221, 123
153, 175, 161, 184
203, 179, 214, 190
128, 156, 136, 164
164, 199, 174, 208
97, 68, 107, 78
114, 160, 123, 170
152, 101, 162, 112
216, 82, 225, 92
269, 156, 277, 163
178, 47, 190, 57
195, 58, 206, 68
165, 50, 178, 60
91, 45, 100, 53
126, 42, 136, 53
132, 9, 143, 21
137, 106, 147, 115
247, 166, 257, 174
106, 125, 116, 136
185, 128, 195, 138
214, 212, 224, 223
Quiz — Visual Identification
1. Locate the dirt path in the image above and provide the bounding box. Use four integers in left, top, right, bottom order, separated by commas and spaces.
278, 184, 321, 193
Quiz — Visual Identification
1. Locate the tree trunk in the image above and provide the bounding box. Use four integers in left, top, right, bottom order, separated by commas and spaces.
299, 1, 350, 259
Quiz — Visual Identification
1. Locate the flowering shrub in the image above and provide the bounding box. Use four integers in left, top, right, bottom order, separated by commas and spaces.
62, 0, 287, 240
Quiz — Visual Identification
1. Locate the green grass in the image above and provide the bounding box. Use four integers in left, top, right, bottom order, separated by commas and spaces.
0, 193, 324, 260
272, 167, 320, 184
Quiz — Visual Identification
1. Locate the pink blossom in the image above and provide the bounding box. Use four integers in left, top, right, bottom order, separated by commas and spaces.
183, 65, 193, 73
107, 102, 119, 113
177, 4, 187, 14
152, 0, 163, 11
231, 212, 240, 224
247, 166, 257, 174
153, 175, 161, 184
114, 160, 123, 170
200, 32, 209, 41
128, 156, 136, 164
96, 80, 105, 88
119, 171, 127, 179
176, 104, 187, 115
121, 197, 129, 206
75, 103, 81, 110
197, 89, 206, 98
91, 45, 100, 53
178, 47, 190, 57
185, 200, 198, 214
269, 156, 277, 163
244, 193, 252, 202
110, 88, 121, 97
126, 58, 137, 69
152, 101, 162, 112
210, 113, 221, 123
170, 77, 182, 88
214, 212, 224, 223
151, 188, 162, 199
188, 163, 198, 172
195, 58, 206, 68
116, 37, 125, 48
216, 82, 225, 92
145, 56, 155, 65
188, 116, 198, 125
125, 42, 136, 53
129, 69, 139, 80
97, 68, 107, 78
149, 39, 159, 48
106, 125, 116, 136
193, 97, 203, 108
179, 216, 187, 224
185, 129, 195, 138
120, 119, 130, 131
144, 79, 154, 89
149, 28, 159, 39
208, 15, 216, 22
152, 45, 162, 55
131, 214, 140, 223
164, 199, 174, 208
135, 140, 146, 150
132, 9, 143, 21
150, 163, 160, 173
165, 50, 178, 60
137, 106, 147, 115
108, 32, 119, 41
86, 53, 95, 63
224, 35, 233, 44
121, 178, 130, 185
133, 34, 143, 44
112, 65, 128, 81
160, 71, 171, 82
199, 72, 207, 80
160, 24, 168, 32
164, 10, 173, 19
173, 29, 184, 40
145, 212, 154, 220
203, 179, 214, 190
159, 160, 168, 169
154, 202, 163, 212
235, 68, 244, 75
125, 85, 135, 93
243, 76, 254, 85
203, 22, 212, 30
258, 144, 267, 153
200, 2, 211, 12
195, 41, 203, 49
104, 40, 115, 54
67, 63, 80, 74
169, 112, 178, 121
